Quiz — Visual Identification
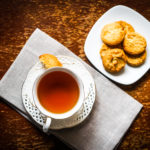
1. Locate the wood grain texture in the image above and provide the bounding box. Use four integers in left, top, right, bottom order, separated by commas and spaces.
0, 0, 150, 149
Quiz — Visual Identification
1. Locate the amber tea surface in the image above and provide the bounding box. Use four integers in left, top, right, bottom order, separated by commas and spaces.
37, 71, 79, 114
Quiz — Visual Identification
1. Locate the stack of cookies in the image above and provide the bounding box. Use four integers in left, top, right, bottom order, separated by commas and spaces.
100, 21, 147, 73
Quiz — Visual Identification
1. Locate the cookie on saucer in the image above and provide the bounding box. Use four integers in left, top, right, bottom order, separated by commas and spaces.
39, 54, 62, 69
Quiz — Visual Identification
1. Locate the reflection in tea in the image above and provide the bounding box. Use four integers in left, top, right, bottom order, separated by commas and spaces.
37, 71, 79, 114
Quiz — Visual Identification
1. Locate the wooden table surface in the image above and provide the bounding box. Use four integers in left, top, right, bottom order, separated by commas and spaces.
0, 0, 150, 149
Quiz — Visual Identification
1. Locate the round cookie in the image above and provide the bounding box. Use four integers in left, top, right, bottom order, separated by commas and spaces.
123, 32, 147, 55
100, 44, 110, 58
102, 49, 126, 73
39, 54, 62, 69
126, 50, 146, 67
116, 21, 135, 34
101, 22, 125, 46
100, 43, 123, 58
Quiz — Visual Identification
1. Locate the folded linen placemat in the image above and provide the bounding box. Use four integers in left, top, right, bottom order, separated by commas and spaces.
0, 28, 143, 150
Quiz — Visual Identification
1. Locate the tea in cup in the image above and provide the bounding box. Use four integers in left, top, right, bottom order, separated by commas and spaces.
32, 67, 84, 132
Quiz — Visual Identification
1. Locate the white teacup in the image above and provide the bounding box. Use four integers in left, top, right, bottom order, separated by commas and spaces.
32, 67, 84, 132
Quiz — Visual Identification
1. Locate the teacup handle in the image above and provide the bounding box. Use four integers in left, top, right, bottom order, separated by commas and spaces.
43, 117, 51, 133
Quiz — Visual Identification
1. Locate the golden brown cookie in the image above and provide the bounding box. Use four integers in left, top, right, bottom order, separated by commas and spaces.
102, 49, 126, 73
116, 21, 135, 34
126, 50, 146, 67
100, 43, 110, 58
123, 32, 147, 55
101, 22, 125, 46
100, 43, 123, 58
39, 54, 62, 69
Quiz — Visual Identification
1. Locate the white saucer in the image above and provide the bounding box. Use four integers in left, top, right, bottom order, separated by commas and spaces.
22, 55, 96, 130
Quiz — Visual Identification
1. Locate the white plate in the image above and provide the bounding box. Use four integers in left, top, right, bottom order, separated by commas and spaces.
84, 5, 150, 85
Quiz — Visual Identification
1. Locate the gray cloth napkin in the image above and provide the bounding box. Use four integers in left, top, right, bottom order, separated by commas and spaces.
0, 28, 142, 150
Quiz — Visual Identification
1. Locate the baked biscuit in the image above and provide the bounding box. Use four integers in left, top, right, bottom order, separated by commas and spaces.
101, 22, 125, 46
100, 43, 123, 58
126, 50, 146, 67
39, 54, 62, 69
123, 32, 147, 55
102, 49, 126, 73
100, 44, 110, 58
116, 21, 135, 34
